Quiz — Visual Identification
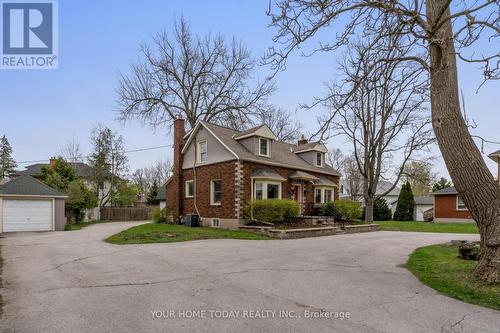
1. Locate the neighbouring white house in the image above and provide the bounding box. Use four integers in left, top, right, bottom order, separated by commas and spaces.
339, 179, 401, 212
414, 195, 434, 221
16, 158, 114, 221
157, 184, 166, 210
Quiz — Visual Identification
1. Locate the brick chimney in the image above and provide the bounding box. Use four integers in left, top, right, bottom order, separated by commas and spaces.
297, 134, 308, 145
49, 157, 57, 167
166, 114, 185, 219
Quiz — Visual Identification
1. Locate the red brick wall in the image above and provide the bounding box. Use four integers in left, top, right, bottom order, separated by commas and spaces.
434, 194, 473, 219
241, 162, 339, 216
181, 161, 237, 219
166, 117, 185, 218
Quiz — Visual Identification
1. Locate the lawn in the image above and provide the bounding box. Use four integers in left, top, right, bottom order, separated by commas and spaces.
378, 220, 479, 234
106, 223, 274, 244
407, 244, 500, 310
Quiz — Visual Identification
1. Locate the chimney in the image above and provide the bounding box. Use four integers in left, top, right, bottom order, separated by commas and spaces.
49, 157, 57, 167
167, 114, 185, 219
297, 134, 308, 145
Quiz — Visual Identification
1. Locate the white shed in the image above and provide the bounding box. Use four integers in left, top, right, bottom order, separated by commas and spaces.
414, 195, 434, 222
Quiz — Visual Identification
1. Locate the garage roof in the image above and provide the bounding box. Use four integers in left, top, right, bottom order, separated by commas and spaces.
0, 176, 66, 198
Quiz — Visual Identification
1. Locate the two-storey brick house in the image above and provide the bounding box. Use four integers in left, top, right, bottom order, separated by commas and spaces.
165, 115, 341, 229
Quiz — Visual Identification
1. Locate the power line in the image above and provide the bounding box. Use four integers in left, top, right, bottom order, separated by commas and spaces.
16, 144, 172, 165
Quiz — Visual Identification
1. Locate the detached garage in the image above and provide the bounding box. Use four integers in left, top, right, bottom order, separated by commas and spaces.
0, 176, 67, 232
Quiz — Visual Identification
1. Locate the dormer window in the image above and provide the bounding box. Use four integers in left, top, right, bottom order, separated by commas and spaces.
316, 152, 324, 167
259, 138, 269, 157
197, 140, 207, 163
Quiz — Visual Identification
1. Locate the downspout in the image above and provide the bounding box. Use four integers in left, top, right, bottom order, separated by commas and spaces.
192, 143, 201, 217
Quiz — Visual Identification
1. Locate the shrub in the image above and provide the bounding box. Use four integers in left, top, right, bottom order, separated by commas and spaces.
65, 180, 98, 223
243, 199, 300, 223
332, 199, 362, 222
321, 201, 336, 217
373, 198, 393, 221
394, 181, 415, 221
152, 207, 161, 223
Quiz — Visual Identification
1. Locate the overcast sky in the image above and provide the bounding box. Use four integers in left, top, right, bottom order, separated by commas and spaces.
1, 0, 499, 181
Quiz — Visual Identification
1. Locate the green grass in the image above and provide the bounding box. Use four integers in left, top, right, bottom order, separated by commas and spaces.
64, 220, 115, 231
408, 244, 500, 310
106, 223, 273, 244
378, 220, 479, 233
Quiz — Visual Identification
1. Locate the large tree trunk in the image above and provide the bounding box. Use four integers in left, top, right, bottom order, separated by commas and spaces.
364, 196, 374, 223
427, 1, 500, 282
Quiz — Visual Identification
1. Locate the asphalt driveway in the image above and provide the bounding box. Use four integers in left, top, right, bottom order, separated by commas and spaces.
0, 222, 498, 333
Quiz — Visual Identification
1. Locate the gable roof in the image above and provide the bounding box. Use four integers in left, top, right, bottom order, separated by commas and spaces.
233, 124, 277, 140
0, 175, 66, 197
488, 150, 500, 162
292, 141, 328, 153
432, 186, 458, 195
156, 184, 166, 200
194, 121, 340, 176
415, 195, 434, 205
16, 162, 105, 178
340, 179, 400, 197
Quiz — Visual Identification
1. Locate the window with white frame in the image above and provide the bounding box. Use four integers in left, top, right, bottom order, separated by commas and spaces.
185, 180, 194, 198
324, 189, 333, 202
315, 187, 335, 204
254, 181, 282, 200
197, 140, 207, 163
457, 196, 467, 210
259, 138, 269, 157
212, 218, 220, 227
316, 152, 324, 167
315, 188, 322, 204
210, 180, 221, 205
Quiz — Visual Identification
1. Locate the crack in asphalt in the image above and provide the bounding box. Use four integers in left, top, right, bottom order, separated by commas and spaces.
441, 314, 467, 333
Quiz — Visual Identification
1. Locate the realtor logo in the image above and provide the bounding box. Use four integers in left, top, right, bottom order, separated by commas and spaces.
1, 0, 58, 69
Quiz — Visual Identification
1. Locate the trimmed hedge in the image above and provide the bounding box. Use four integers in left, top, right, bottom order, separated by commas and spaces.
243, 199, 300, 223
326, 199, 362, 222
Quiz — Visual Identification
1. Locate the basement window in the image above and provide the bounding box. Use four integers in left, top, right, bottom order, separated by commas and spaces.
212, 218, 220, 227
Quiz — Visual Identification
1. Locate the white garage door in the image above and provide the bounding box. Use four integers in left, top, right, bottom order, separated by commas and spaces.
3, 199, 52, 232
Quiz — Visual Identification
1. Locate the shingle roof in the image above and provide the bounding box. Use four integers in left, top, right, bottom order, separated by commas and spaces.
415, 195, 434, 205
156, 184, 166, 200
488, 150, 500, 162
292, 141, 327, 153
289, 170, 319, 181
0, 175, 66, 197
233, 124, 267, 139
432, 186, 458, 195
340, 179, 400, 197
16, 162, 103, 178
251, 168, 287, 181
314, 176, 338, 187
201, 121, 341, 176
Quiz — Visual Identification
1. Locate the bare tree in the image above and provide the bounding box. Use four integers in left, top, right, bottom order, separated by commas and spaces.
258, 106, 301, 143
319, 35, 432, 222
117, 17, 275, 130
131, 159, 172, 200
402, 160, 437, 196
341, 153, 363, 201
60, 136, 84, 163
326, 148, 345, 171
265, 0, 500, 282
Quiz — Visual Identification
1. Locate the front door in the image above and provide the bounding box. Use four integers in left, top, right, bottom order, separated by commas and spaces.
293, 184, 302, 214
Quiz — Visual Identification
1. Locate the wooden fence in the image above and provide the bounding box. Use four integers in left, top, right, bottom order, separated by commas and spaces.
100, 207, 153, 221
